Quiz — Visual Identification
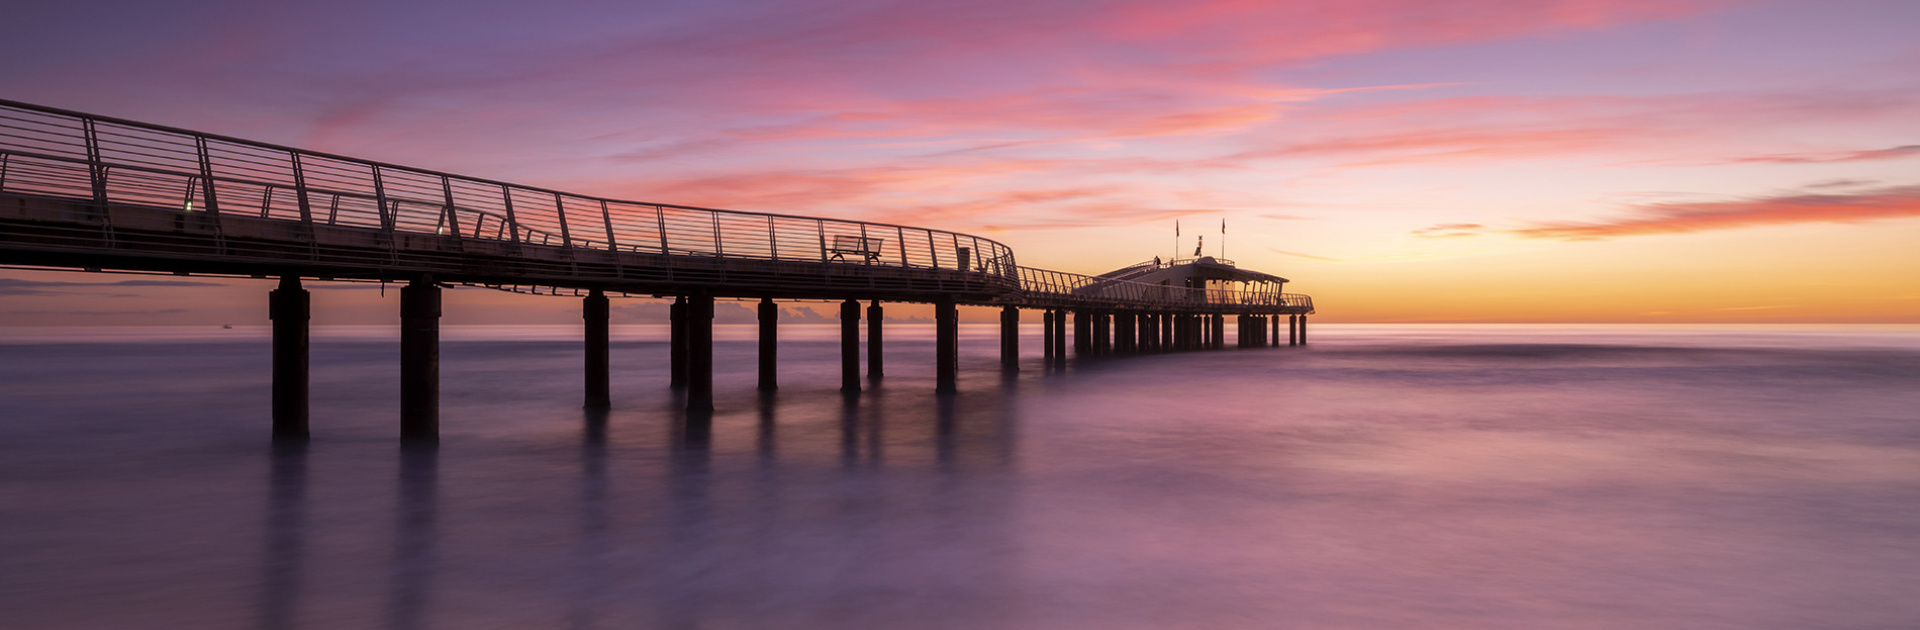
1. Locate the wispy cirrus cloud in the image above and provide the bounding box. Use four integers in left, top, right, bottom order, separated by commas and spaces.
1695, 144, 1920, 165
1514, 184, 1920, 240
1412, 223, 1488, 238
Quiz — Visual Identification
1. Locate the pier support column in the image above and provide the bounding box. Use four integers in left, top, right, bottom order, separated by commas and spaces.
757, 298, 777, 391
1073, 310, 1090, 357
270, 275, 309, 441
1289, 314, 1299, 346
400, 277, 439, 442
584, 289, 610, 410
1042, 310, 1056, 365
840, 299, 861, 393
669, 296, 688, 389
1103, 312, 1115, 354
687, 293, 714, 413
1273, 314, 1282, 347
1211, 313, 1226, 349
1053, 308, 1067, 360
1000, 306, 1019, 372
936, 297, 959, 392
867, 300, 884, 381
1299, 315, 1308, 346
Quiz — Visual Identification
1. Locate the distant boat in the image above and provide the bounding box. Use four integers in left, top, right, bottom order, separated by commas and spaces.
221, 324, 233, 329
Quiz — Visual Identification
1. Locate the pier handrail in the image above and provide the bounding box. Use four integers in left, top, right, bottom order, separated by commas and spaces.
0, 99, 1017, 278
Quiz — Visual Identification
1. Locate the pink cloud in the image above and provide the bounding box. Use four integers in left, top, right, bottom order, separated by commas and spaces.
1702, 145, 1920, 165
1514, 185, 1920, 240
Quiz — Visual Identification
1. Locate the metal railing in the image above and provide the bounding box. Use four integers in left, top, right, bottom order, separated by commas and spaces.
0, 99, 1314, 313
1013, 266, 1312, 312
0, 99, 1017, 279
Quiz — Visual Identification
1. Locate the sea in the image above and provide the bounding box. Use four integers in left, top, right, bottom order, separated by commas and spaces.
2, 323, 1917, 629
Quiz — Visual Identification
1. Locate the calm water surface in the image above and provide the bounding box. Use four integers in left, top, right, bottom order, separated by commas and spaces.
2, 324, 1918, 629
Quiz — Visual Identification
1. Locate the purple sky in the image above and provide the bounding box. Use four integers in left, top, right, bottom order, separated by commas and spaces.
3, 0, 1918, 323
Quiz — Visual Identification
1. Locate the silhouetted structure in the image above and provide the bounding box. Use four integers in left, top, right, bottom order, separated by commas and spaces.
0, 99, 1314, 440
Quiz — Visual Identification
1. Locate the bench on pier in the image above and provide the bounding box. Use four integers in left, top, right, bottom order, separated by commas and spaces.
828, 235, 884, 262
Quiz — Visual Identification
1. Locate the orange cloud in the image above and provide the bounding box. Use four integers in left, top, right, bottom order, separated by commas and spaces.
1705, 145, 1920, 165
1514, 185, 1920, 240
1412, 223, 1487, 238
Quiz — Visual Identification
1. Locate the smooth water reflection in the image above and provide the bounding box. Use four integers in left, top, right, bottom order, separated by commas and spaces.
2, 324, 1918, 629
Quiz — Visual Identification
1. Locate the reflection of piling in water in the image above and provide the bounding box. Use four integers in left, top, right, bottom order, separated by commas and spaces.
568, 408, 611, 630
255, 441, 308, 630
387, 445, 438, 630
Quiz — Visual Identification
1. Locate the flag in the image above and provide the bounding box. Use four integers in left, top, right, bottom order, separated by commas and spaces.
1175, 220, 1180, 237
1221, 218, 1226, 234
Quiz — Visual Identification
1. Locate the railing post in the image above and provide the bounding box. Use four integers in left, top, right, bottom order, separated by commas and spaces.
291, 152, 313, 226
766, 216, 778, 260
552, 192, 573, 248
439, 175, 462, 246
655, 205, 669, 255
500, 185, 521, 244
599, 199, 619, 252
81, 117, 108, 210
817, 220, 829, 265
371, 165, 391, 232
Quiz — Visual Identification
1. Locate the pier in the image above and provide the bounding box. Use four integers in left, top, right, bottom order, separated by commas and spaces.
0, 99, 1314, 441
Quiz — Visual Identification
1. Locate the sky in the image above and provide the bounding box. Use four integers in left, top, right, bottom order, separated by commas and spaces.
2, 0, 1917, 324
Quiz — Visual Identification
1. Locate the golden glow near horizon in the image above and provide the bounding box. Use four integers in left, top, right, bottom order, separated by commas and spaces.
1, 0, 1917, 324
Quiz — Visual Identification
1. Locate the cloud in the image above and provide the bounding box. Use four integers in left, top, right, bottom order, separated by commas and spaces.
1513, 184, 1920, 240
1412, 223, 1487, 238
6, 309, 189, 316
1240, 90, 1920, 169
1703, 145, 1920, 165
1269, 249, 1341, 262
0, 278, 226, 296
